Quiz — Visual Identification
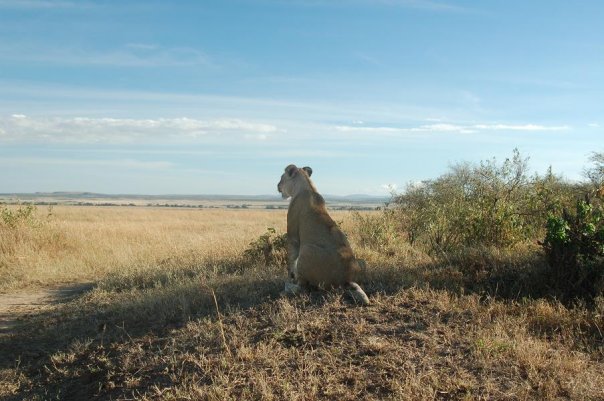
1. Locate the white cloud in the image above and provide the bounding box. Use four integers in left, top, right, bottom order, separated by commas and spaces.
0, 80, 455, 127
335, 123, 474, 134
285, 0, 472, 13
459, 90, 481, 105
588, 123, 600, 128
244, 133, 269, 141
0, 0, 84, 9
125, 43, 159, 51
335, 125, 402, 134
0, 157, 173, 170
381, 183, 398, 193
421, 123, 476, 133
0, 43, 212, 67
0, 115, 280, 144
472, 123, 569, 131
353, 52, 383, 67
335, 122, 570, 136
382, 0, 470, 12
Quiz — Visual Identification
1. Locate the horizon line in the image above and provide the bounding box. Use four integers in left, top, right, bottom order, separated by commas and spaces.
0, 191, 391, 199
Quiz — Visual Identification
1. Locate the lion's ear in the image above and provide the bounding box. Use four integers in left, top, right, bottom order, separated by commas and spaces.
302, 166, 313, 177
285, 164, 298, 177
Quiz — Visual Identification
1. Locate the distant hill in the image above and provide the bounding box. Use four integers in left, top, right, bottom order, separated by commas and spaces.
0, 192, 389, 210
2, 192, 389, 203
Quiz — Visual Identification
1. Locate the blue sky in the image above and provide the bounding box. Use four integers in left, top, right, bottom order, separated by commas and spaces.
0, 0, 602, 195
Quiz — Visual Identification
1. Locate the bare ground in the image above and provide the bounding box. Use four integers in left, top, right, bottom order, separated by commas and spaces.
0, 283, 93, 334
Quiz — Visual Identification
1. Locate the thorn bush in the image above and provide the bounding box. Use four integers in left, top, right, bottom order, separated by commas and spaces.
243, 227, 288, 268
0, 204, 39, 229
542, 194, 604, 301
392, 149, 575, 254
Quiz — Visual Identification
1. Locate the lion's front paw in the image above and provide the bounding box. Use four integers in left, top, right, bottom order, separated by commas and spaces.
281, 282, 303, 297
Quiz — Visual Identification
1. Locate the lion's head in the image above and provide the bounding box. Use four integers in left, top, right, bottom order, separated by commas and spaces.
277, 164, 313, 199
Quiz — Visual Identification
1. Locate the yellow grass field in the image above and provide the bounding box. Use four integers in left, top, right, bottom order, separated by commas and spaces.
1, 205, 603, 400
1, 206, 293, 291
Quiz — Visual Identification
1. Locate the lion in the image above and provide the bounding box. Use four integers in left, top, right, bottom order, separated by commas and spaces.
277, 164, 370, 305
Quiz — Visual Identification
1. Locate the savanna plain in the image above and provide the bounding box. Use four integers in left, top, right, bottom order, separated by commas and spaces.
1, 155, 604, 400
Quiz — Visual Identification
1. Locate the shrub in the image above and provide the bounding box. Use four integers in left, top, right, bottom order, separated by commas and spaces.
584, 151, 604, 189
351, 210, 398, 253
243, 227, 288, 267
1, 204, 53, 287
0, 203, 39, 229
393, 149, 575, 254
541, 194, 604, 301
1, 204, 47, 257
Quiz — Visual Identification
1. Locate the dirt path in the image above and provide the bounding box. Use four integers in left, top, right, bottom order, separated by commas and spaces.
0, 283, 94, 334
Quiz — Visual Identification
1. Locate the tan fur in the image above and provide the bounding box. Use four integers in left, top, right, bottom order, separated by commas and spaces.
277, 164, 370, 305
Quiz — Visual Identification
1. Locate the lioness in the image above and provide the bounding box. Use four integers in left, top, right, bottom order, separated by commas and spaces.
277, 164, 370, 305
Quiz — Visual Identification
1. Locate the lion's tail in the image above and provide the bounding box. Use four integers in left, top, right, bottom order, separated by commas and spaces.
344, 282, 370, 305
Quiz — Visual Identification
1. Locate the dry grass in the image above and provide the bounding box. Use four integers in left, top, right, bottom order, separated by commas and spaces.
0, 206, 288, 292
1, 206, 603, 400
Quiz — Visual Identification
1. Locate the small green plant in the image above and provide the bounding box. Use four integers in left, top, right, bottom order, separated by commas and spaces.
0, 204, 39, 229
541, 195, 604, 301
243, 227, 288, 267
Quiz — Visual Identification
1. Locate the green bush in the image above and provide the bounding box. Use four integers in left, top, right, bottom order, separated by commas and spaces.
243, 227, 288, 267
393, 149, 575, 254
541, 195, 604, 301
0, 204, 39, 229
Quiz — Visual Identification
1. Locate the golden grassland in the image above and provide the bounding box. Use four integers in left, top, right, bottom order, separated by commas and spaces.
1, 206, 603, 400
1, 206, 290, 291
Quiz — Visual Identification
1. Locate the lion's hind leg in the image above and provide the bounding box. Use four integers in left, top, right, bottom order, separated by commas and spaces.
344, 282, 370, 305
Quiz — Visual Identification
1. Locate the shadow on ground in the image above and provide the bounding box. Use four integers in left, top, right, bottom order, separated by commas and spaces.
0, 267, 291, 399
0, 283, 94, 334
2, 250, 597, 400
